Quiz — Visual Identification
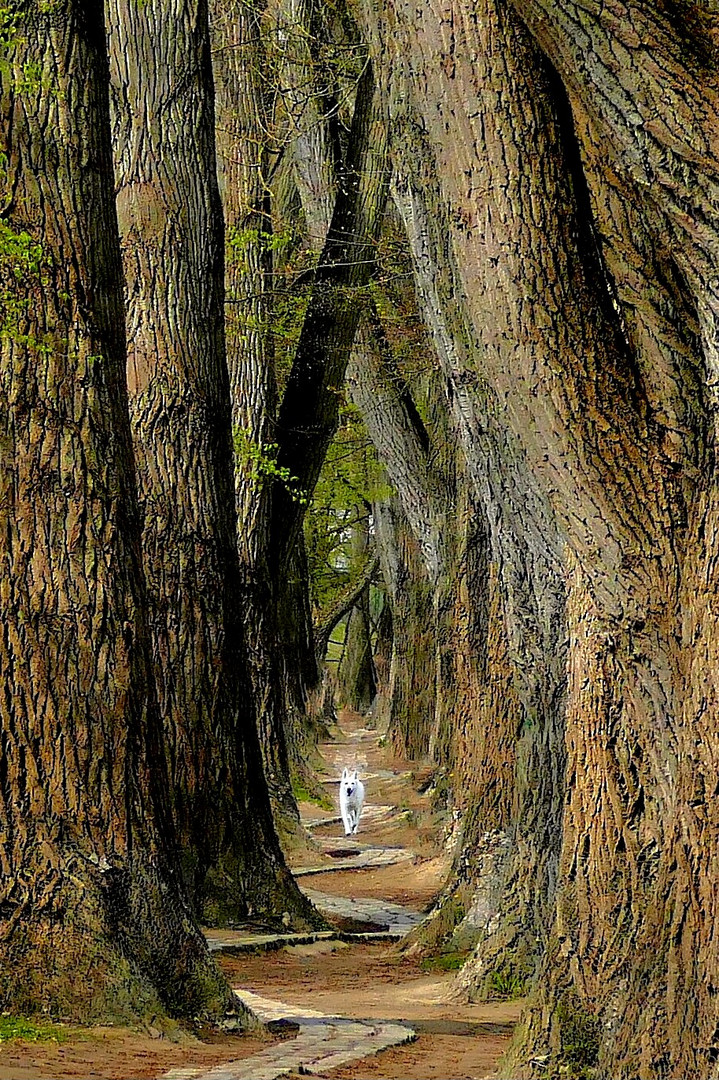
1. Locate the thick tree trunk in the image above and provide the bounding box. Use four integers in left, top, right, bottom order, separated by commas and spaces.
107, 0, 315, 928
361, 0, 719, 1073
0, 1, 235, 1023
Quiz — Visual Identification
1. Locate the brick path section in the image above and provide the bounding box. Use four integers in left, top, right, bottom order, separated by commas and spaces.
162, 989, 415, 1080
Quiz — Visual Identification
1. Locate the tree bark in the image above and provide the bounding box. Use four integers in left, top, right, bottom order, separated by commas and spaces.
273, 0, 340, 245
0, 1, 235, 1023
360, 0, 719, 1073
107, 0, 315, 928
373, 498, 437, 758
209, 0, 304, 842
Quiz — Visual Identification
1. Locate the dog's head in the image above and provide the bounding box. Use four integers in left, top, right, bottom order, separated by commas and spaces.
341, 767, 359, 797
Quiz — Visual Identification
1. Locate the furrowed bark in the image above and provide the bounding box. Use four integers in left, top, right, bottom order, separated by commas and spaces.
274, 0, 340, 244
0, 1, 236, 1022
501, 4, 719, 1073
357, 0, 570, 1026
107, 0, 315, 929
360, 0, 719, 1073
372, 497, 437, 757
209, 0, 304, 844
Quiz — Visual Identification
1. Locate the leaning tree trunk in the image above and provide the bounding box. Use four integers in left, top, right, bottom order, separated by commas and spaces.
373, 498, 437, 759
209, 0, 301, 839
0, 0, 235, 1023
107, 0, 316, 929
362, 0, 718, 1074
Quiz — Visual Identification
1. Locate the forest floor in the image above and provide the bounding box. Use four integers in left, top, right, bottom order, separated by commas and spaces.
0, 711, 520, 1079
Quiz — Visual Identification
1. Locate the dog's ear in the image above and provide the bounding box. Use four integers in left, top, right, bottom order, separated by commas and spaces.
341, 768, 348, 780
352, 770, 358, 780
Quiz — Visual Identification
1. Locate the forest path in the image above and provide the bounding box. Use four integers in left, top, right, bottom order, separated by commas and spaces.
207, 711, 521, 1080
0, 713, 519, 1080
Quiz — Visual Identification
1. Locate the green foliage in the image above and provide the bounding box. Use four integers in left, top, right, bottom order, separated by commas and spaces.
226, 225, 294, 271
419, 949, 469, 973
0, 9, 57, 97
0, 218, 52, 350
0, 220, 43, 276
233, 426, 307, 504
304, 399, 391, 627
0, 7, 19, 48
291, 776, 332, 810
548, 994, 601, 1079
488, 967, 527, 1001
0, 1016, 66, 1044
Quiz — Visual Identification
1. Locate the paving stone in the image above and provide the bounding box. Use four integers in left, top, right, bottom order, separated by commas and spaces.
204, 930, 337, 954
161, 990, 414, 1080
283, 939, 350, 956
301, 887, 425, 934
303, 803, 400, 829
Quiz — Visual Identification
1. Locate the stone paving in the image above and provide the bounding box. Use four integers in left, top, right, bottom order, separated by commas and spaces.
302, 802, 402, 831
302, 887, 425, 935
162, 990, 415, 1080
165, 723, 426, 1080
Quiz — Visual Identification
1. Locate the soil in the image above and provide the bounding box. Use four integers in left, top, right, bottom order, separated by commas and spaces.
0, 711, 519, 1079
299, 857, 447, 908
0, 1028, 273, 1080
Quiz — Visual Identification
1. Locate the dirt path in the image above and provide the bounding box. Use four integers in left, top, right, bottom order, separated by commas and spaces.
0, 712, 518, 1079
210, 711, 520, 1080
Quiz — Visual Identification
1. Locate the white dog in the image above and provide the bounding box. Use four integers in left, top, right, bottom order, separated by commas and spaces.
339, 768, 365, 836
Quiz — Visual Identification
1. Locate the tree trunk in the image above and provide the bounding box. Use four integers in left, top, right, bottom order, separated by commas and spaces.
360, 0, 719, 1073
337, 512, 377, 713
0, 1, 235, 1023
107, 0, 315, 929
209, 0, 303, 842
314, 549, 379, 663
373, 499, 436, 758
274, 0, 340, 245
270, 57, 390, 573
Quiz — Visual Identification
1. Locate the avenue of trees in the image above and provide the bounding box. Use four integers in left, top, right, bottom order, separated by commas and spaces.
2, 1, 718, 1077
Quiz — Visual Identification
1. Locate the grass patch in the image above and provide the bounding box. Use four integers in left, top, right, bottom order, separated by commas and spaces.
488, 968, 527, 1000
291, 777, 333, 811
553, 994, 600, 1079
0, 1016, 67, 1044
419, 949, 469, 973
